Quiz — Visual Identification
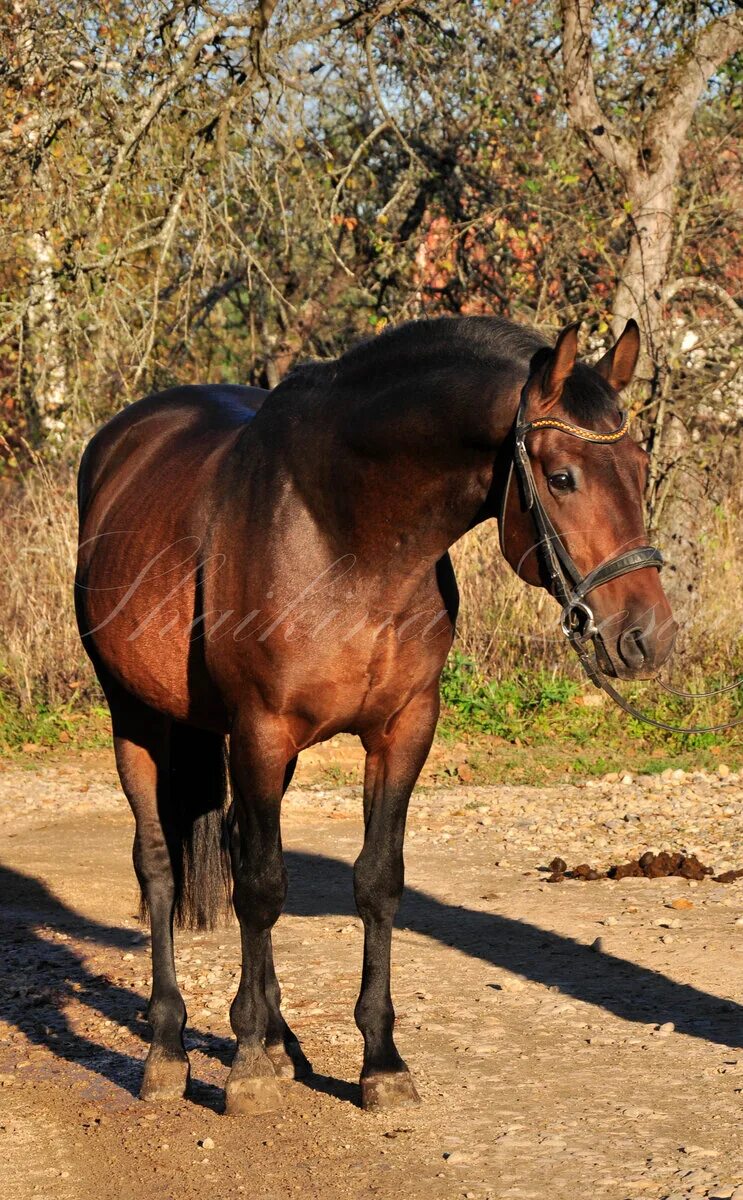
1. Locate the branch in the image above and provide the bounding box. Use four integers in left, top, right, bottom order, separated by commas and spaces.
645, 11, 743, 161
330, 120, 390, 217
559, 0, 634, 176
92, 13, 234, 228
663, 276, 743, 327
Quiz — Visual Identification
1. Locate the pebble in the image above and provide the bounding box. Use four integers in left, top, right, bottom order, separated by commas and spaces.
681, 1168, 715, 1185
656, 1022, 675, 1036
590, 936, 605, 952
708, 1187, 737, 1200
198, 1137, 215, 1151
443, 1150, 474, 1165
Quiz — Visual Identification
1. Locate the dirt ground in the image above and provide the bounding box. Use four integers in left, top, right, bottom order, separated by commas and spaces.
1, 744, 743, 1200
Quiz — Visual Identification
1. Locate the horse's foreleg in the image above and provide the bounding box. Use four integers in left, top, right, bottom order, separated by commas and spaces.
354, 686, 439, 1111
111, 707, 190, 1102
264, 935, 312, 1079
224, 715, 293, 1115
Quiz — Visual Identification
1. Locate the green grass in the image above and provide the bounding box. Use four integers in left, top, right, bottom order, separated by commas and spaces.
1, 654, 741, 785
0, 690, 111, 756
437, 650, 743, 777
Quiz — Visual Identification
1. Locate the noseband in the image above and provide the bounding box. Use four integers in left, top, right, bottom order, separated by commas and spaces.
498, 387, 743, 733
499, 389, 663, 657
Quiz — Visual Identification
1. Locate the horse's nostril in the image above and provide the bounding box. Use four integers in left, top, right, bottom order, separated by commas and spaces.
619, 626, 648, 669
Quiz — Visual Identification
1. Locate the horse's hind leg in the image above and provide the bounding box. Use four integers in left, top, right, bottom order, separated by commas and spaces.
355, 686, 439, 1111
107, 691, 189, 1102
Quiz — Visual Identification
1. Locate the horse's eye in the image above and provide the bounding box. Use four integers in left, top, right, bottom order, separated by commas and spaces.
547, 470, 575, 493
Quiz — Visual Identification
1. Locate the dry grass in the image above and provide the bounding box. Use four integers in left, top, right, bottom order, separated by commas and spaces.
0, 460, 93, 711
0, 463, 741, 722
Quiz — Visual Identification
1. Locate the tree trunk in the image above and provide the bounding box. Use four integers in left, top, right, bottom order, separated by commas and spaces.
26, 229, 68, 444
611, 166, 676, 390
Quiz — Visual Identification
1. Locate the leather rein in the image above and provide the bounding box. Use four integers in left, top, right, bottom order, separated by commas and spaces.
499, 388, 742, 735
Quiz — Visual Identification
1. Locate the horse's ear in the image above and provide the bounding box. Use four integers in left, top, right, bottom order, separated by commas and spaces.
594, 319, 641, 391
532, 321, 580, 414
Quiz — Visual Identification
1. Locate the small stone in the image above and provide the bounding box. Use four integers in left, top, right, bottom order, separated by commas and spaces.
656, 1021, 675, 1036
717, 764, 731, 778
443, 1150, 473, 1165
681, 1168, 715, 1185
591, 937, 605, 953
198, 1137, 215, 1151
708, 1187, 736, 1200
495, 976, 526, 993
669, 898, 694, 911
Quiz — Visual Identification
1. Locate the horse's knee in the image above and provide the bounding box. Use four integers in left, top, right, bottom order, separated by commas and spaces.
354, 852, 403, 924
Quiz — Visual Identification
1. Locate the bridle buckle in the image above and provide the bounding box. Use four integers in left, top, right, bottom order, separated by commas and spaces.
560, 598, 597, 644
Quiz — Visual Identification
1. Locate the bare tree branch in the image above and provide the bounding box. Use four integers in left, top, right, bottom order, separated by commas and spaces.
559, 0, 634, 176
645, 11, 743, 163
663, 275, 743, 327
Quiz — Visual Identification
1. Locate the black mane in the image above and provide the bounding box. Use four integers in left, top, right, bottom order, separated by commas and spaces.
283, 315, 619, 423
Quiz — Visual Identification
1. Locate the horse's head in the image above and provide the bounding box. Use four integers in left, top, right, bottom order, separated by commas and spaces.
500, 321, 677, 680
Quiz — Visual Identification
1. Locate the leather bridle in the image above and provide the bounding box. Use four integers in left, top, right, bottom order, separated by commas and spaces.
498, 386, 742, 734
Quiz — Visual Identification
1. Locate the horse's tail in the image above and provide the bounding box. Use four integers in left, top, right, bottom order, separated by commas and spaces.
154, 722, 233, 930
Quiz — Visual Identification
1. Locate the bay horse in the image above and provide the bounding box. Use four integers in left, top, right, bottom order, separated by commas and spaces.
75, 316, 676, 1114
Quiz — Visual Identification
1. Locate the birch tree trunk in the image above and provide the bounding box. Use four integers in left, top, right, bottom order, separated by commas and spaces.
26, 227, 68, 443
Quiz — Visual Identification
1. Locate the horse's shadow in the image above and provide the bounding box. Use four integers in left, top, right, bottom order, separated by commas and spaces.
0, 852, 740, 1111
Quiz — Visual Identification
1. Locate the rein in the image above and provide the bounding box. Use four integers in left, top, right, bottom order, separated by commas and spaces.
499, 388, 743, 735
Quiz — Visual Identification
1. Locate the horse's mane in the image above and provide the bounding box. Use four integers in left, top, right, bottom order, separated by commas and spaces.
283, 316, 618, 423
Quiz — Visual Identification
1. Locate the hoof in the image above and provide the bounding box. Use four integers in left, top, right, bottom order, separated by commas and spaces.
224, 1072, 282, 1116
140, 1052, 190, 1103
361, 1070, 420, 1112
266, 1038, 313, 1080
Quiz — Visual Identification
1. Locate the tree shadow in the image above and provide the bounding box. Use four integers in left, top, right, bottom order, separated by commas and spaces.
1, 846, 741, 1112
283, 849, 743, 1049
0, 863, 222, 1107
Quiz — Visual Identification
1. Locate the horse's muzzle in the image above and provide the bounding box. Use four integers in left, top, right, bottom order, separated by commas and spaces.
595, 613, 678, 680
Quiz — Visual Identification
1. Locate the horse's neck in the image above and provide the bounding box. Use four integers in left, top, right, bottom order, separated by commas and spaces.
322, 359, 519, 570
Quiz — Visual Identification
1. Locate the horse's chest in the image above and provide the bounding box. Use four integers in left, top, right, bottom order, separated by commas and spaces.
246, 609, 452, 740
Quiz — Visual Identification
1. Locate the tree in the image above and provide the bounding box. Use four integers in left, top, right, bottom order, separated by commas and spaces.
560, 0, 742, 383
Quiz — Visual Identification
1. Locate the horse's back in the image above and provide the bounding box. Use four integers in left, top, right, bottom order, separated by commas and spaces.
78, 384, 267, 514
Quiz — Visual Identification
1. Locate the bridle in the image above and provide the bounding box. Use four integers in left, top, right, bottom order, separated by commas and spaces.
499, 385, 742, 734
499, 386, 663, 655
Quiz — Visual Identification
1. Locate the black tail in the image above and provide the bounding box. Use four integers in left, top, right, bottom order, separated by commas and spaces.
158, 722, 232, 930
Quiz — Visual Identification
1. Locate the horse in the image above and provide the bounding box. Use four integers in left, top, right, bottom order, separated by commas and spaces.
74, 315, 677, 1114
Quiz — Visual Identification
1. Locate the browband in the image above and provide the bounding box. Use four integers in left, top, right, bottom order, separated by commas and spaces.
519, 411, 630, 443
